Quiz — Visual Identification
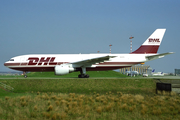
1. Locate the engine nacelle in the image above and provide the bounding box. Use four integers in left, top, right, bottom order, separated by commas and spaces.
54, 64, 75, 75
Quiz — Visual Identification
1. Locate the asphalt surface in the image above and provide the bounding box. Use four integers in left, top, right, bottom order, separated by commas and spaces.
148, 76, 180, 80
0, 75, 180, 79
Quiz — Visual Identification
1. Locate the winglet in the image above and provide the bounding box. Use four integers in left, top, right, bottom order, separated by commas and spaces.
146, 52, 174, 61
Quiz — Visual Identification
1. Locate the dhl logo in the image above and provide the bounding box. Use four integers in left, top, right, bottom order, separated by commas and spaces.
148, 38, 160, 42
28, 57, 57, 65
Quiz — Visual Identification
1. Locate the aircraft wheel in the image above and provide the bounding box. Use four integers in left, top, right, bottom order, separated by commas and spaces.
78, 74, 89, 78
24, 75, 28, 78
78, 74, 84, 78
85, 74, 89, 78
78, 74, 82, 78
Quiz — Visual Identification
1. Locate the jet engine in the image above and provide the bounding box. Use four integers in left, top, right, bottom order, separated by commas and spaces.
55, 64, 75, 75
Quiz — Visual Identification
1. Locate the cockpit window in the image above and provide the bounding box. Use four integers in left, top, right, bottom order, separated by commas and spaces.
9, 59, 14, 61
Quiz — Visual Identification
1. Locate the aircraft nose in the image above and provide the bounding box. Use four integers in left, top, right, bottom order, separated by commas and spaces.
4, 61, 9, 67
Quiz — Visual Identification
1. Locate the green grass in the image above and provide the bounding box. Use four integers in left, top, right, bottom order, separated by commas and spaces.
0, 88, 12, 97
0, 70, 128, 78
1, 78, 180, 120
27, 70, 127, 78
0, 79, 155, 96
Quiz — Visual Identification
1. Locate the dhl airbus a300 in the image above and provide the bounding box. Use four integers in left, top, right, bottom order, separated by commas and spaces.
4, 29, 173, 78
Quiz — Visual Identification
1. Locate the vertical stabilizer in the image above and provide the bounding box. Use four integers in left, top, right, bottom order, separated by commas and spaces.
132, 29, 166, 54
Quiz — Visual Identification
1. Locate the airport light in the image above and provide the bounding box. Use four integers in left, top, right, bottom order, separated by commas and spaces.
129, 36, 134, 77
109, 44, 112, 54
129, 36, 134, 53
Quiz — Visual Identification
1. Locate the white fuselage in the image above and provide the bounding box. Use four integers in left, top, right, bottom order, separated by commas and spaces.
4, 29, 173, 78
4, 53, 151, 72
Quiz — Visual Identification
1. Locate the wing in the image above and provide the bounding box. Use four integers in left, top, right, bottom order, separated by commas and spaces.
71, 55, 116, 67
146, 52, 174, 61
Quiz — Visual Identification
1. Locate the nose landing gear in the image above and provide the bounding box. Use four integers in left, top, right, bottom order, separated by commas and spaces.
23, 71, 27, 78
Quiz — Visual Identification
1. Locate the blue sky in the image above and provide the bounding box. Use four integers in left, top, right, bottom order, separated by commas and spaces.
0, 0, 179, 73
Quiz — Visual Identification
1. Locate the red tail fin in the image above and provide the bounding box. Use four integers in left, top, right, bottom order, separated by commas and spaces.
132, 29, 166, 54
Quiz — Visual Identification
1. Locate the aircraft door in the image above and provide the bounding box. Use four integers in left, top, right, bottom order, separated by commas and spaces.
20, 57, 27, 66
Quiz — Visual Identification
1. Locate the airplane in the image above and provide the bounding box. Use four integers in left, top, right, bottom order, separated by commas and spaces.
152, 69, 164, 76
152, 69, 155, 73
4, 29, 174, 78
125, 69, 139, 76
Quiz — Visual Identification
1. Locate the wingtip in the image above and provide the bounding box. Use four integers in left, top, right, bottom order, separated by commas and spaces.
169, 52, 175, 54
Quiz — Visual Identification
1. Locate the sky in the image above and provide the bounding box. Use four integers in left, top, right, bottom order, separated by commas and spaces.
0, 0, 180, 73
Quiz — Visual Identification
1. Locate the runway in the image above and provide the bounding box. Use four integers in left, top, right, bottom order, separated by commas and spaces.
0, 75, 180, 80
148, 75, 180, 80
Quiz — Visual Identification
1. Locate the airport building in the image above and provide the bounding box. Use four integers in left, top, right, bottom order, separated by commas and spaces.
119, 65, 150, 74
175, 69, 180, 76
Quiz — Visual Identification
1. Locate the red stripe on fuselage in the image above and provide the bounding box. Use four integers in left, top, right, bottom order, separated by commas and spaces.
21, 63, 28, 65
6, 61, 140, 72
9, 67, 55, 72
131, 45, 159, 54
86, 66, 131, 71
4, 63, 20, 66
5, 62, 140, 67
9, 66, 132, 72
97, 62, 140, 65
4, 62, 65, 67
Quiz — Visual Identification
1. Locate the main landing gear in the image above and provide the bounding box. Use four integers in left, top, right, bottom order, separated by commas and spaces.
78, 74, 89, 78
23, 71, 27, 78
78, 67, 89, 78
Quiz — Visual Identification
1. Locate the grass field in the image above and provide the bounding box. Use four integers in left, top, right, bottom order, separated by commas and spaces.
0, 77, 180, 119
0, 70, 128, 79
28, 70, 128, 78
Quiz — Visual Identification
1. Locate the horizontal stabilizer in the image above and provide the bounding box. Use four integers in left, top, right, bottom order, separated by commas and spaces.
146, 52, 174, 60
